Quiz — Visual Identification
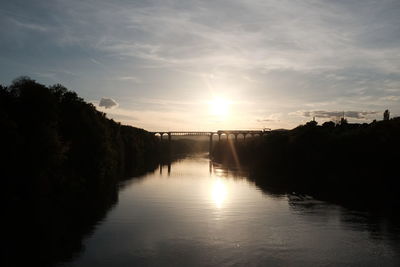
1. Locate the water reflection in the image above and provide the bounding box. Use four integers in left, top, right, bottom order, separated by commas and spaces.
61, 155, 400, 267
211, 178, 227, 209
3, 159, 161, 267
159, 161, 172, 175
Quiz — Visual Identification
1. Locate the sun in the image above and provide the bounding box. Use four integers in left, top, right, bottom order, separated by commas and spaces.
210, 97, 230, 117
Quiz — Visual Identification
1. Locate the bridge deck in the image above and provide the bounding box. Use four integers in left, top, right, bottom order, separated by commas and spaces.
151, 130, 268, 136
169, 131, 213, 136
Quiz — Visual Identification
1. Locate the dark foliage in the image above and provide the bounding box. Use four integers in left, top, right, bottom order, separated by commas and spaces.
0, 77, 159, 198
212, 117, 400, 208
0, 77, 160, 266
159, 138, 209, 157
384, 109, 390, 120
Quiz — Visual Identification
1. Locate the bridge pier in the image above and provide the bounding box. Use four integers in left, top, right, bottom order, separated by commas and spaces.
209, 134, 213, 154
151, 130, 270, 157
168, 133, 172, 157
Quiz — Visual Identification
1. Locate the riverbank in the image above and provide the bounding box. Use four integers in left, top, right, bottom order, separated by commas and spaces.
211, 118, 400, 209
0, 77, 163, 266
1, 77, 216, 267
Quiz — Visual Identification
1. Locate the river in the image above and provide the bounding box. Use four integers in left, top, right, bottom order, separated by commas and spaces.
61, 155, 400, 267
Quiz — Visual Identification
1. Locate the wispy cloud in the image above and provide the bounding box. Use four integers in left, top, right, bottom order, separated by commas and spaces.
257, 113, 283, 122
380, 95, 400, 101
113, 76, 141, 83
1, 0, 399, 130
10, 18, 49, 32
292, 110, 379, 120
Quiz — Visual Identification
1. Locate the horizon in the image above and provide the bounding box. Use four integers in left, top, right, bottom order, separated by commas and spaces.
1, 0, 399, 131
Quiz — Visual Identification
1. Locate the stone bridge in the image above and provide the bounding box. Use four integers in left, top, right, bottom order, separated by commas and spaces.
150, 129, 271, 152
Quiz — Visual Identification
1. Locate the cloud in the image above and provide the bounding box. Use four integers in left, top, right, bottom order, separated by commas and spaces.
1, 0, 400, 130
380, 95, 400, 101
99, 97, 118, 109
257, 119, 274, 122
90, 58, 102, 65
85, 0, 400, 76
114, 76, 141, 83
296, 110, 379, 119
256, 113, 282, 122
10, 18, 49, 32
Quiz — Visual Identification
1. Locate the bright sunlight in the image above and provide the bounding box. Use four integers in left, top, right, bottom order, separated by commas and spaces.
211, 178, 227, 208
209, 97, 230, 118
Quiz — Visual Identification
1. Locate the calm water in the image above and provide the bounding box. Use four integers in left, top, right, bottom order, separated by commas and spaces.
61, 155, 400, 267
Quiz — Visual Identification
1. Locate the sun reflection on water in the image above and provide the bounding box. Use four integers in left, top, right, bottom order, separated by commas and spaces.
211, 178, 227, 208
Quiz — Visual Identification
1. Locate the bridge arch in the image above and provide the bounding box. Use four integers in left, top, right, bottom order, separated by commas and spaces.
150, 130, 267, 152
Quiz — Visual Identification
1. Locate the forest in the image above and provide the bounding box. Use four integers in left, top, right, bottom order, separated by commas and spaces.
0, 77, 161, 199
212, 115, 400, 208
0, 77, 160, 266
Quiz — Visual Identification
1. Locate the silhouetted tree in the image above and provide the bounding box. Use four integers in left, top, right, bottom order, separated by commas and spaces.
1, 76, 164, 267
383, 109, 390, 121
322, 121, 335, 128
212, 114, 400, 207
0, 76, 160, 196
306, 120, 318, 127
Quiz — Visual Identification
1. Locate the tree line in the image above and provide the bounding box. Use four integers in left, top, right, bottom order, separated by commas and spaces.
0, 77, 166, 266
0, 77, 162, 199
212, 114, 400, 208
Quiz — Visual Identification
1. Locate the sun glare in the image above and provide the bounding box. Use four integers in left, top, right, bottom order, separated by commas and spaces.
212, 178, 227, 208
210, 97, 230, 117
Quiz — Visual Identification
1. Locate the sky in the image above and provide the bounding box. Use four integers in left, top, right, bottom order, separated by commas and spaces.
1, 0, 399, 131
